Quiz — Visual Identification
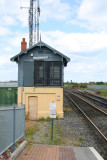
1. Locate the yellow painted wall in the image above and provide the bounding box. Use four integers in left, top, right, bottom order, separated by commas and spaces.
18, 87, 63, 120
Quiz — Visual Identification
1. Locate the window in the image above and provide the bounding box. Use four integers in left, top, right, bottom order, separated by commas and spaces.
39, 66, 43, 78
34, 61, 62, 86
48, 62, 61, 86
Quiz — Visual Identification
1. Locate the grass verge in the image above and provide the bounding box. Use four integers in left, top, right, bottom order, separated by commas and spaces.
81, 87, 107, 98
25, 122, 39, 143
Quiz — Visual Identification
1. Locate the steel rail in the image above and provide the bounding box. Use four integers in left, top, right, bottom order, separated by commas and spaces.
64, 89, 107, 116
84, 90, 107, 100
72, 88, 107, 100
82, 90, 107, 103
83, 95, 107, 106
65, 93, 107, 143
73, 90, 107, 106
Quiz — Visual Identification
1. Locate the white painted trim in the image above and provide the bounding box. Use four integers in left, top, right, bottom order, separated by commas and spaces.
89, 147, 104, 160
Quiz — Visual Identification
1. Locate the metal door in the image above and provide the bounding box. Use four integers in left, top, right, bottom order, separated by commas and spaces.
28, 96, 38, 120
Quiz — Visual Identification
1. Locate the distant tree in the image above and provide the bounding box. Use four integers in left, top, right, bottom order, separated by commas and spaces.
96, 81, 104, 85
72, 82, 78, 88
89, 82, 95, 85
78, 83, 87, 88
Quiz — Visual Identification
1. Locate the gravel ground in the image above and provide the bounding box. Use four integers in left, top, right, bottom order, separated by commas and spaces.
33, 122, 51, 143
63, 93, 107, 160
33, 93, 107, 159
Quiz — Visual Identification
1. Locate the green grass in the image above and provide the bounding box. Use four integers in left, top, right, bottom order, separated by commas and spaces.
48, 123, 65, 145
25, 121, 85, 146
101, 92, 107, 97
25, 124, 40, 143
34, 121, 65, 145
48, 137, 66, 145
77, 136, 84, 142
81, 87, 107, 98
74, 142, 80, 146
39, 117, 51, 122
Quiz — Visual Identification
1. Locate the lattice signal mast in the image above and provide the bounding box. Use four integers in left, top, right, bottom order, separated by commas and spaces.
29, 0, 40, 47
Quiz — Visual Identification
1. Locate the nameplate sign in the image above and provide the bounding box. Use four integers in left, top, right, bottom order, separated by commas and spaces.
50, 102, 56, 118
33, 56, 48, 60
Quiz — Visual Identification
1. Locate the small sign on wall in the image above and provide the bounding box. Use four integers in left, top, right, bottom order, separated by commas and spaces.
57, 96, 60, 101
50, 102, 56, 118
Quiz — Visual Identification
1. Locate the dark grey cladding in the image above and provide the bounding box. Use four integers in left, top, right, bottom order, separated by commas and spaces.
10, 40, 70, 87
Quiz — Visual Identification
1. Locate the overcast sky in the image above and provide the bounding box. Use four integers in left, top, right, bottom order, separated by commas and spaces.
0, 0, 107, 82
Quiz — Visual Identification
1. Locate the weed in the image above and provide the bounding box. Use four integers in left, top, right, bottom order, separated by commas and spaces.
77, 137, 84, 142
74, 142, 80, 146
25, 113, 29, 120
101, 92, 107, 98
48, 137, 65, 145
44, 124, 48, 127
39, 117, 51, 122
46, 117, 51, 121
44, 133, 49, 137
63, 106, 72, 112
67, 138, 73, 144
25, 124, 39, 143
56, 113, 60, 119
39, 117, 45, 121
15, 138, 23, 147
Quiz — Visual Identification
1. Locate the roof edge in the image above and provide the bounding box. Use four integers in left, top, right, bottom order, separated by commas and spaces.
10, 41, 70, 62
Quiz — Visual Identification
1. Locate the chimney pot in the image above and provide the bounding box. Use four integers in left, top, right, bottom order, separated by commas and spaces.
21, 38, 27, 52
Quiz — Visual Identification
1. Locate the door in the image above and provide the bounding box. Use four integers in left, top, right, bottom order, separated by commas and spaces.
28, 96, 38, 120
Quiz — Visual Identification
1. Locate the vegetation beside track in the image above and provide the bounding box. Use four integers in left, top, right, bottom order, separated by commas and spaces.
25, 117, 85, 146
81, 88, 107, 98
25, 119, 66, 145
64, 86, 107, 98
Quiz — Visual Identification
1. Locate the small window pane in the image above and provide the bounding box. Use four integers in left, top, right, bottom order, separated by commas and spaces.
54, 66, 60, 78
54, 80, 60, 85
39, 66, 43, 78
50, 66, 53, 78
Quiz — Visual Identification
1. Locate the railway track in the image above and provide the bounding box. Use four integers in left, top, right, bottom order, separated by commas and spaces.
68, 89, 107, 114
64, 89, 107, 143
72, 89, 107, 108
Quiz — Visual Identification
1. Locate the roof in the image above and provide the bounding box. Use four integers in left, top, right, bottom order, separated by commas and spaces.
10, 40, 70, 66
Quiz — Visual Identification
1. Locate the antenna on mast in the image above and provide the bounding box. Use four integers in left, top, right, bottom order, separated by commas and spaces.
20, 0, 40, 47
37, 0, 40, 43
29, 0, 33, 47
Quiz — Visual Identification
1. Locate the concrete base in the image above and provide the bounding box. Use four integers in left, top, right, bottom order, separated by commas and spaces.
10, 141, 27, 160
73, 147, 104, 160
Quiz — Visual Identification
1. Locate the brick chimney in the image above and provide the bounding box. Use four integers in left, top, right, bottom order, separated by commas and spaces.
21, 38, 27, 52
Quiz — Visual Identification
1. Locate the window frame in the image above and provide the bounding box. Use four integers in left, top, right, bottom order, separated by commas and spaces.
34, 61, 62, 86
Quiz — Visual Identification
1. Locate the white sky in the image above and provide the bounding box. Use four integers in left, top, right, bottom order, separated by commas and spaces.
0, 0, 107, 82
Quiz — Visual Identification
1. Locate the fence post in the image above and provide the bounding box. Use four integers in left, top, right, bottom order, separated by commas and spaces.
12, 105, 15, 152
22, 105, 25, 141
